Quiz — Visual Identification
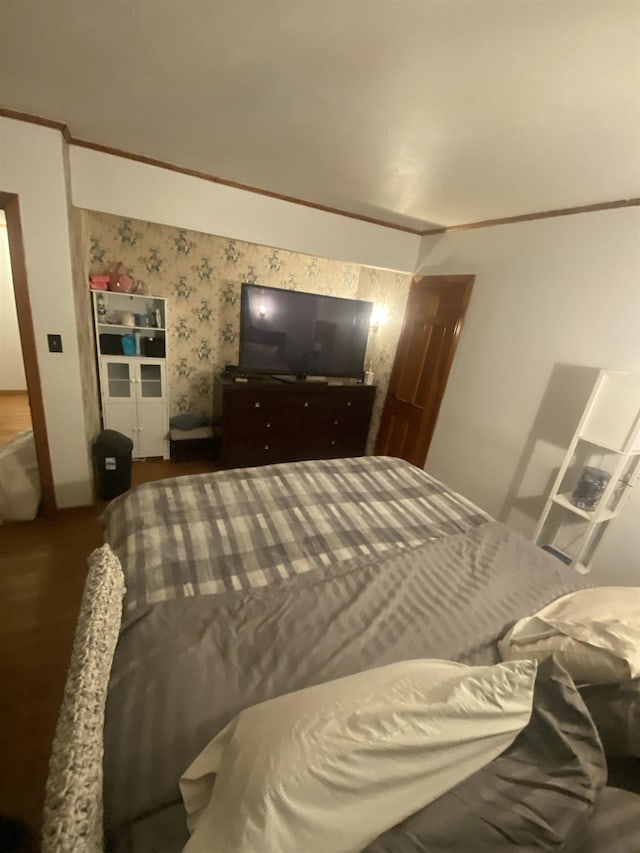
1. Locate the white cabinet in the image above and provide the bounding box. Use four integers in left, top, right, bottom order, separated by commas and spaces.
533, 370, 640, 573
93, 291, 170, 460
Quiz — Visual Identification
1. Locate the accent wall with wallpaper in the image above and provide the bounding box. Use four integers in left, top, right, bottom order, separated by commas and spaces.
79, 211, 411, 450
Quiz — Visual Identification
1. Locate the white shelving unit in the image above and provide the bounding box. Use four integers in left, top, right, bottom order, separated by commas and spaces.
92, 290, 170, 460
533, 370, 640, 574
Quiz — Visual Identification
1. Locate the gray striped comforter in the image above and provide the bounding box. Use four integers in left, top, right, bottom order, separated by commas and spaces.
101, 456, 639, 851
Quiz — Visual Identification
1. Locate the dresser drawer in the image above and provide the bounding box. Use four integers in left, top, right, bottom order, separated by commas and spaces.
321, 387, 375, 430
222, 405, 292, 436
222, 432, 295, 467
224, 389, 283, 420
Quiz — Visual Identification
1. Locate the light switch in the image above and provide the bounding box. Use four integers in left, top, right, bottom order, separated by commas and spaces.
48, 334, 63, 353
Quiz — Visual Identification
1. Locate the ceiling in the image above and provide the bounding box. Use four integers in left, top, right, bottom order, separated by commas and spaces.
1, 0, 639, 231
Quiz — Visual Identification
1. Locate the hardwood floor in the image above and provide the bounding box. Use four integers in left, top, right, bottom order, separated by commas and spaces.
0, 392, 32, 444
0, 510, 103, 836
0, 457, 216, 841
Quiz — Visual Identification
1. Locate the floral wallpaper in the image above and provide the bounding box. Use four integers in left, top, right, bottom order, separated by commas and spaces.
357, 266, 412, 449
84, 211, 411, 451
69, 208, 102, 451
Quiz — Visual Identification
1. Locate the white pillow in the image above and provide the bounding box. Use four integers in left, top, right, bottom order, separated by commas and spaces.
180, 658, 537, 853
0, 429, 41, 522
499, 587, 640, 685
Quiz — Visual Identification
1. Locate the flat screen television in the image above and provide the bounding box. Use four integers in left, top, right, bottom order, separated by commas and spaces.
238, 283, 373, 379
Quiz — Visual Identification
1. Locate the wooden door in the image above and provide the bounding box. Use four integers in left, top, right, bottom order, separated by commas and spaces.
375, 275, 474, 467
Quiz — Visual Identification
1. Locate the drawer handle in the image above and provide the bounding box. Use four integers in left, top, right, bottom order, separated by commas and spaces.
331, 440, 336, 446
334, 419, 339, 425
266, 422, 271, 428
264, 444, 270, 450
303, 401, 309, 408
254, 402, 261, 408
347, 401, 352, 406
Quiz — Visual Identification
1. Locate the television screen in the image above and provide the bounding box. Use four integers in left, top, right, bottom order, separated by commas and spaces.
239, 283, 373, 379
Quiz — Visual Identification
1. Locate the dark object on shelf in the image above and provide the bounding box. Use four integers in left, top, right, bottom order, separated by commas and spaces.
141, 337, 165, 358
570, 466, 611, 512
92, 430, 133, 500
541, 545, 572, 565
99, 333, 123, 355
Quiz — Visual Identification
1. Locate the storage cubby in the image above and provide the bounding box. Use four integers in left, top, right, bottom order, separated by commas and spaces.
533, 370, 640, 573
93, 290, 166, 358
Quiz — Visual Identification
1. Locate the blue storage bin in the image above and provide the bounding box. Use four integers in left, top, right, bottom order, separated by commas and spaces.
121, 334, 136, 356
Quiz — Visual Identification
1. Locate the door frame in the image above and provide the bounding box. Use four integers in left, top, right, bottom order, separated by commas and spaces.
0, 192, 57, 517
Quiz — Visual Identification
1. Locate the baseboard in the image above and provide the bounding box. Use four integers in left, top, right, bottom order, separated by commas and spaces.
56, 502, 103, 518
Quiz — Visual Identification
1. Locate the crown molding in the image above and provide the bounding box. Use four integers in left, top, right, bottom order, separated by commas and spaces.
421, 197, 640, 235
2, 107, 638, 237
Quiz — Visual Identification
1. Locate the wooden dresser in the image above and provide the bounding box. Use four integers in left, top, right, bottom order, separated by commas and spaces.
214, 376, 376, 468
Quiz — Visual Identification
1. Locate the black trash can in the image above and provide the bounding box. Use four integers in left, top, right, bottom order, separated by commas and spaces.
93, 429, 134, 500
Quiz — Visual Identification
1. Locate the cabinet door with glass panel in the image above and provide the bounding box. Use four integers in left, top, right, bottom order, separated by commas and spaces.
99, 356, 169, 459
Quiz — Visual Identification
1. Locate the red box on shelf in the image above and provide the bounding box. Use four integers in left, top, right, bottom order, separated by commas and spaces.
90, 275, 111, 290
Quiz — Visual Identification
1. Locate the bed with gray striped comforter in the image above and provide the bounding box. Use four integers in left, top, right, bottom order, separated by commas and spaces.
100, 456, 640, 851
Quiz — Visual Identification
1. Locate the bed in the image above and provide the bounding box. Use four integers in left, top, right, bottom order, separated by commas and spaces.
42, 455, 640, 852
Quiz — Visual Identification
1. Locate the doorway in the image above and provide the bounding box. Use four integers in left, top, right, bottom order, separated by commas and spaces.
0, 213, 30, 442
0, 193, 56, 517
375, 274, 474, 468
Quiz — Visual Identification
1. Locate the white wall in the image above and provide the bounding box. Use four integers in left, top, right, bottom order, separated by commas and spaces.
70, 147, 420, 273
0, 213, 27, 390
418, 207, 640, 585
0, 117, 93, 506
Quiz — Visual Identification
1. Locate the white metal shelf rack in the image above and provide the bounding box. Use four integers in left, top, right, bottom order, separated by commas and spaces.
533, 370, 640, 574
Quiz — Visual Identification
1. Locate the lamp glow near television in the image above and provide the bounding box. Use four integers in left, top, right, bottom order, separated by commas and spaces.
238, 283, 373, 379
